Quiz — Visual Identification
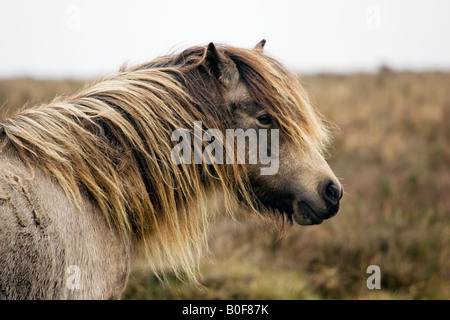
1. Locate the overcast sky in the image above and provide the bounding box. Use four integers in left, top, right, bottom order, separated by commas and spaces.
0, 0, 449, 79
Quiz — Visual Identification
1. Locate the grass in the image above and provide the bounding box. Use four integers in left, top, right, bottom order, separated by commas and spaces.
1, 71, 449, 299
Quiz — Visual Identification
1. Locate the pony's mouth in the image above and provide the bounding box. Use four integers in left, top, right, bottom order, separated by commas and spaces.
293, 201, 324, 225
249, 182, 336, 226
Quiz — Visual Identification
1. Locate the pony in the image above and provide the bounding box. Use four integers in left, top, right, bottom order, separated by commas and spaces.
0, 40, 343, 299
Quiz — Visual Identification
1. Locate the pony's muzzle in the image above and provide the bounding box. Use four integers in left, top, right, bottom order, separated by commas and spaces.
292, 179, 343, 225
319, 179, 343, 218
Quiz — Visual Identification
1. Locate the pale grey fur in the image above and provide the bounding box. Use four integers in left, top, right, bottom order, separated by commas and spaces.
0, 146, 132, 299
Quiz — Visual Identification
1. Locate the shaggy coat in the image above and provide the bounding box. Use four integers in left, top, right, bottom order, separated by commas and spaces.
0, 42, 335, 299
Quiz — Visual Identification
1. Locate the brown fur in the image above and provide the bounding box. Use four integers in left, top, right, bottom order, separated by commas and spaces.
0, 41, 339, 299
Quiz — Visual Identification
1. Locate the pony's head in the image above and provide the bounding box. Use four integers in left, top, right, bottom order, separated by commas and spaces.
189, 40, 343, 225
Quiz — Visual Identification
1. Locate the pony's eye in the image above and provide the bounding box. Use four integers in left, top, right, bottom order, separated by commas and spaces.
257, 114, 272, 126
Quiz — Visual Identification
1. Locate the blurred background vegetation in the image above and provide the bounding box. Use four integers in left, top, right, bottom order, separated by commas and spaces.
1, 70, 449, 299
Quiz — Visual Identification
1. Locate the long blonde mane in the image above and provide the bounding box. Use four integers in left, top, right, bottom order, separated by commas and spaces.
0, 44, 330, 281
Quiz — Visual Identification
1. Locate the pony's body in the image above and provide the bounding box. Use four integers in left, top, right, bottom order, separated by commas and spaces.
0, 146, 131, 299
0, 41, 343, 299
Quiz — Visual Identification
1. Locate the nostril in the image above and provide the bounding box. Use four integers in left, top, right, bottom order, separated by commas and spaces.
322, 180, 342, 205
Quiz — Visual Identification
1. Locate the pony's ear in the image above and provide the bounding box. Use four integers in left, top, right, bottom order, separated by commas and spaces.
254, 39, 266, 51
204, 42, 239, 89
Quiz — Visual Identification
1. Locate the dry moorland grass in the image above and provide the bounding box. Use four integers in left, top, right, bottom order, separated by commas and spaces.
0, 71, 448, 299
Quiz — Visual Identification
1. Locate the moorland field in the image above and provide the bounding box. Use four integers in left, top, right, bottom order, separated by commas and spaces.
1, 70, 448, 299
